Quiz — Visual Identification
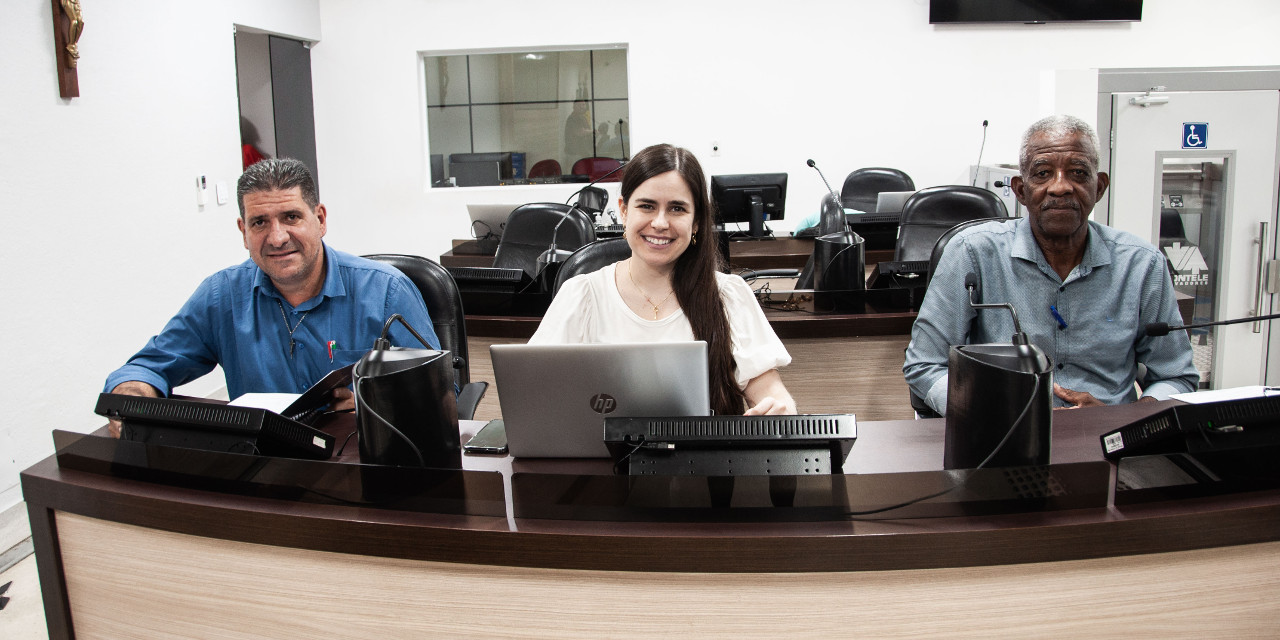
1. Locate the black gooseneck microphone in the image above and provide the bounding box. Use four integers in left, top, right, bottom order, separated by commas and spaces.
965, 272, 1029, 345
972, 119, 989, 186
541, 161, 630, 269
807, 158, 845, 236
1146, 312, 1280, 337
807, 158, 840, 204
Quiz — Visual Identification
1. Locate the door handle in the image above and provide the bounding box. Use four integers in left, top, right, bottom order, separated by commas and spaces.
1255, 221, 1270, 333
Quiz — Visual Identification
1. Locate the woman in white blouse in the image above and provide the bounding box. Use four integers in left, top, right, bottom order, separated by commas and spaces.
530, 143, 796, 416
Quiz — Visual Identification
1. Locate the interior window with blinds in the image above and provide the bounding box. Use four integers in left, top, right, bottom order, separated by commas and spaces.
425, 47, 629, 188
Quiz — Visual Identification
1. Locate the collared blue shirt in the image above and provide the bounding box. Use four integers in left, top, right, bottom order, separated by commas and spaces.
105, 244, 439, 399
904, 218, 1198, 415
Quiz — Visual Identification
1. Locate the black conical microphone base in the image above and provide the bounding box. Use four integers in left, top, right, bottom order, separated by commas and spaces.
944, 343, 1053, 470
813, 231, 866, 314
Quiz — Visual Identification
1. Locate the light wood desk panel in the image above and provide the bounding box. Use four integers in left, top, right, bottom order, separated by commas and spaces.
53, 512, 1280, 638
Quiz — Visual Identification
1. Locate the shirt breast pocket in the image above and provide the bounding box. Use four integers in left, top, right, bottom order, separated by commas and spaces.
1092, 306, 1142, 362
330, 349, 368, 371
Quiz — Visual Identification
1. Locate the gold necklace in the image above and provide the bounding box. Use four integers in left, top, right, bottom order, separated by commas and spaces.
627, 261, 675, 320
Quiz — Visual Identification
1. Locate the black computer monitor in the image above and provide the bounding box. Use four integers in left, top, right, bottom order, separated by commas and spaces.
604, 414, 856, 476
711, 173, 787, 239
94, 393, 335, 460
449, 152, 514, 186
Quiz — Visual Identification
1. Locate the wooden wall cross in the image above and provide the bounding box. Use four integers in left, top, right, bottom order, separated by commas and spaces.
50, 0, 84, 98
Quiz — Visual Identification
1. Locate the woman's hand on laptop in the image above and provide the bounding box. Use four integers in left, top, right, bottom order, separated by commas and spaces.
743, 370, 797, 415
744, 396, 795, 415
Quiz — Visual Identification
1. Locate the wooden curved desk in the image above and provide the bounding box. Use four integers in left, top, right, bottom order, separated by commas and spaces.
22, 402, 1280, 638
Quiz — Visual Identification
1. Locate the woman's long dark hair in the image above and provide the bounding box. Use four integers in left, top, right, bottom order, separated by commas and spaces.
620, 144, 747, 415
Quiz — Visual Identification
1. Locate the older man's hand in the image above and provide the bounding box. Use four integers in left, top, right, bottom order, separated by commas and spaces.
1052, 383, 1104, 410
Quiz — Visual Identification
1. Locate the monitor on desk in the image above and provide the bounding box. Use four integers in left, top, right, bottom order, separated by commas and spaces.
845, 212, 902, 252
450, 152, 515, 186
94, 393, 335, 460
711, 173, 787, 239
604, 414, 857, 476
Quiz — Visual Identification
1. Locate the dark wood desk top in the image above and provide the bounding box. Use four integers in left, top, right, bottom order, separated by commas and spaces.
22, 400, 1280, 575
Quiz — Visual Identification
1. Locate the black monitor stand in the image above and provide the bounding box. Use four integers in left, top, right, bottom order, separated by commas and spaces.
733, 195, 774, 241
749, 195, 766, 238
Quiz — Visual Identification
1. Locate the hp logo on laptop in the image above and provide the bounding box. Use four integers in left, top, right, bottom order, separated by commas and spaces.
590, 394, 617, 414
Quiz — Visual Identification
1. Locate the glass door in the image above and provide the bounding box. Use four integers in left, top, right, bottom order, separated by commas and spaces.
1109, 89, 1280, 389
1156, 155, 1229, 388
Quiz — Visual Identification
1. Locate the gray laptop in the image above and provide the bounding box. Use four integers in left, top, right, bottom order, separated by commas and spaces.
491, 341, 711, 458
875, 190, 916, 213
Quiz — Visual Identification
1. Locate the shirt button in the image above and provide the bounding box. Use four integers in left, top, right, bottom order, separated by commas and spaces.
1057, 363, 1064, 370
1059, 286, 1065, 292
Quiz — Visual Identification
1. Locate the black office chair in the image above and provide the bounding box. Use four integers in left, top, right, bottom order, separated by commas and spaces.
841, 167, 916, 213
906, 216, 1015, 418
894, 186, 1009, 263
908, 388, 941, 419
553, 237, 632, 295
1160, 207, 1188, 242
492, 203, 596, 278
924, 216, 1015, 287
363, 254, 487, 420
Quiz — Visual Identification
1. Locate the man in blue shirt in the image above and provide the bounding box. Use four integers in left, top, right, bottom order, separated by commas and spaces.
105, 159, 439, 435
904, 115, 1198, 416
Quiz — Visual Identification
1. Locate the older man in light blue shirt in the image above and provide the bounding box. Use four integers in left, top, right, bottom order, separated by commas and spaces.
904, 115, 1198, 415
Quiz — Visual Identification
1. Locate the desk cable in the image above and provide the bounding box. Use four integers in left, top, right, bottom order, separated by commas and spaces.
842, 371, 1046, 518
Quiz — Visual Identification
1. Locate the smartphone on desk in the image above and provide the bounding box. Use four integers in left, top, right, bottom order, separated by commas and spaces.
463, 419, 508, 454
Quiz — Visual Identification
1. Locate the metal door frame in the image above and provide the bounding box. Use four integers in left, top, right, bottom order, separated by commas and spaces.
1094, 66, 1280, 227
1097, 66, 1280, 383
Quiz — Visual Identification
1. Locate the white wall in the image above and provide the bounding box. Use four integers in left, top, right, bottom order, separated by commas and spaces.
0, 1, 321, 530
311, 0, 1280, 262
3, 0, 1277, 526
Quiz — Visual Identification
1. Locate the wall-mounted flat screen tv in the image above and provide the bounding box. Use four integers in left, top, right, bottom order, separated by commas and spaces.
930, 0, 1143, 24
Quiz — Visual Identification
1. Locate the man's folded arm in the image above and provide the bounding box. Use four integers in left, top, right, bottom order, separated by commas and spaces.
904, 245, 977, 417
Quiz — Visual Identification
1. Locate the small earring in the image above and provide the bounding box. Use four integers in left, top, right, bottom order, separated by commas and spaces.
692, 232, 698, 245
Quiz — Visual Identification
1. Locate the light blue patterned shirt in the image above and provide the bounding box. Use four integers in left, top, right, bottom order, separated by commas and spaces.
904, 218, 1198, 416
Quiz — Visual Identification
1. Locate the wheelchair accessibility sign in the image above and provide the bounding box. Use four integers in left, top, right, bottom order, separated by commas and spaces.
1183, 122, 1208, 149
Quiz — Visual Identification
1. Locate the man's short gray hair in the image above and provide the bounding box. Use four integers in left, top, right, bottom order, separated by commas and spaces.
1019, 115, 1101, 175
236, 158, 319, 217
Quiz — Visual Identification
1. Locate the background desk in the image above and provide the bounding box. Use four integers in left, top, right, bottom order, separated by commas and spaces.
22, 402, 1280, 638
465, 305, 918, 423
442, 237, 895, 272
447, 237, 920, 422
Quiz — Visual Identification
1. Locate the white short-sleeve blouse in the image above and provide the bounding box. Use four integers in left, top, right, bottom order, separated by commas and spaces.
529, 262, 791, 388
